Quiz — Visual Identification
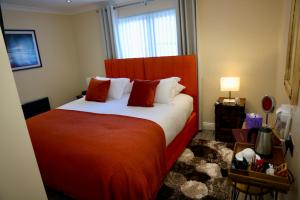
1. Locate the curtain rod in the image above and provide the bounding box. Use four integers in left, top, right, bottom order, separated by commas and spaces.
113, 0, 153, 9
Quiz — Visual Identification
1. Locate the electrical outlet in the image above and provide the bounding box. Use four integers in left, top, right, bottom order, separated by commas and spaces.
285, 135, 294, 157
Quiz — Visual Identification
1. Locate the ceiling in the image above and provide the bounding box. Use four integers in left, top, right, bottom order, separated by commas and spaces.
0, 0, 112, 15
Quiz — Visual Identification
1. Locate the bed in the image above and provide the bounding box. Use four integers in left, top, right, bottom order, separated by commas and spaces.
26, 55, 198, 200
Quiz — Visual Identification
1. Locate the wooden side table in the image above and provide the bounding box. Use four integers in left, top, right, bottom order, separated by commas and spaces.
76, 91, 87, 99
215, 97, 246, 142
229, 143, 290, 199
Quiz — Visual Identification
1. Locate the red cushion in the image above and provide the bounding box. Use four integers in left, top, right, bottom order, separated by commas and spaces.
85, 78, 110, 102
128, 80, 160, 107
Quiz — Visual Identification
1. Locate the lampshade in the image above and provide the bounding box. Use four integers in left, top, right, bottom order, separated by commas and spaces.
220, 77, 240, 91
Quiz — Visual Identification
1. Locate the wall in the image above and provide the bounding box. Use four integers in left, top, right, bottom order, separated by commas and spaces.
117, 0, 177, 17
2, 10, 84, 108
197, 0, 284, 125
283, 94, 300, 199
0, 30, 47, 200
275, 0, 300, 199
71, 11, 106, 87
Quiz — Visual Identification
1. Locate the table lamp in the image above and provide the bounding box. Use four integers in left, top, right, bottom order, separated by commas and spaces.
220, 77, 240, 103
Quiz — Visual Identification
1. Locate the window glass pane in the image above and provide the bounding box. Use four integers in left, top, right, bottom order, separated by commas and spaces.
117, 15, 149, 58
153, 9, 178, 56
115, 9, 178, 58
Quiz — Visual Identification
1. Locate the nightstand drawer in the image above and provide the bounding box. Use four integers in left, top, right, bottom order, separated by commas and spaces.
215, 105, 244, 116
216, 117, 244, 129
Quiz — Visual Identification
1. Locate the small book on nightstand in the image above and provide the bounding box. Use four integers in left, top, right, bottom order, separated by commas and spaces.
221, 97, 241, 105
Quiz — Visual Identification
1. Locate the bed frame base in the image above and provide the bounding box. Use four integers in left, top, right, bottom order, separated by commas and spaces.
165, 112, 198, 172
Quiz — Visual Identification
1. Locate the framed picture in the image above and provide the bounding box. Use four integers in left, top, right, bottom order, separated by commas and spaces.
4, 29, 42, 71
284, 0, 300, 104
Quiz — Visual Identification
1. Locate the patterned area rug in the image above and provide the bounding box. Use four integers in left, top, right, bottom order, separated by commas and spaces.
156, 138, 233, 200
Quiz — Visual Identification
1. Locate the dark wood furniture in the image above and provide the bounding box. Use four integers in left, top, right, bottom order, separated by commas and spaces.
76, 91, 87, 99
22, 97, 50, 119
215, 97, 246, 142
229, 143, 290, 199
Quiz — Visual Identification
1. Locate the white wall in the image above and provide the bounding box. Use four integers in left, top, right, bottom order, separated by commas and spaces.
2, 9, 84, 108
71, 11, 106, 85
117, 0, 177, 17
0, 30, 47, 200
197, 0, 284, 124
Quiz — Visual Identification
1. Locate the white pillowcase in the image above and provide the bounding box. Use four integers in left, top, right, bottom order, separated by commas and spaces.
154, 77, 181, 104
174, 83, 186, 96
86, 77, 130, 99
124, 81, 134, 94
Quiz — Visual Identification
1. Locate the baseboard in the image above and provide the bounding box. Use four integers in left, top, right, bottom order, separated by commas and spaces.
202, 122, 215, 130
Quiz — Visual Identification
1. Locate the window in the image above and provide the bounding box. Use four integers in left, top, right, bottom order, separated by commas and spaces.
114, 9, 178, 58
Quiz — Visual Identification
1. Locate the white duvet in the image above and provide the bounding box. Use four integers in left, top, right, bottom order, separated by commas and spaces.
59, 94, 193, 145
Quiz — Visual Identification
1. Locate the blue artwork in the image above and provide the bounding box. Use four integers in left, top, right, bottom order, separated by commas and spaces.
5, 30, 42, 71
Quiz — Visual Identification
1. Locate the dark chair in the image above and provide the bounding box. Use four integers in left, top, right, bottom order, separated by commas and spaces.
22, 97, 50, 119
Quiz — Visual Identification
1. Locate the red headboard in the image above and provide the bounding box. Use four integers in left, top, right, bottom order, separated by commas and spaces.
105, 55, 198, 116
105, 58, 145, 80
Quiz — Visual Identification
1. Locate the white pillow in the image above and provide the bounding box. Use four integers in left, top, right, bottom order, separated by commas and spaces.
154, 77, 181, 104
87, 77, 130, 99
124, 81, 134, 94
174, 83, 186, 96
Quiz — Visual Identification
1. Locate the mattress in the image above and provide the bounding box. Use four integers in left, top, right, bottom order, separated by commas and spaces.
59, 93, 193, 145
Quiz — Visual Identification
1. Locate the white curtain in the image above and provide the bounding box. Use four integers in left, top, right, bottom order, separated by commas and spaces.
100, 0, 197, 59
115, 9, 178, 58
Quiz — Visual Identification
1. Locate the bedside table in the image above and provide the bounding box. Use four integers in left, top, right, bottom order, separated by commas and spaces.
76, 91, 87, 99
215, 97, 246, 142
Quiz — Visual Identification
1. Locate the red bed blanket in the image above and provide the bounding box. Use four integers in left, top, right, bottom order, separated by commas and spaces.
26, 109, 166, 200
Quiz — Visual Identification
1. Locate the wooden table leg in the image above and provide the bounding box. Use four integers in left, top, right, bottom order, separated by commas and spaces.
231, 182, 240, 200
244, 185, 250, 200
273, 191, 278, 200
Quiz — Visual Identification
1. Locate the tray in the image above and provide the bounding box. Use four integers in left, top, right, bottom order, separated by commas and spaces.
228, 143, 290, 192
